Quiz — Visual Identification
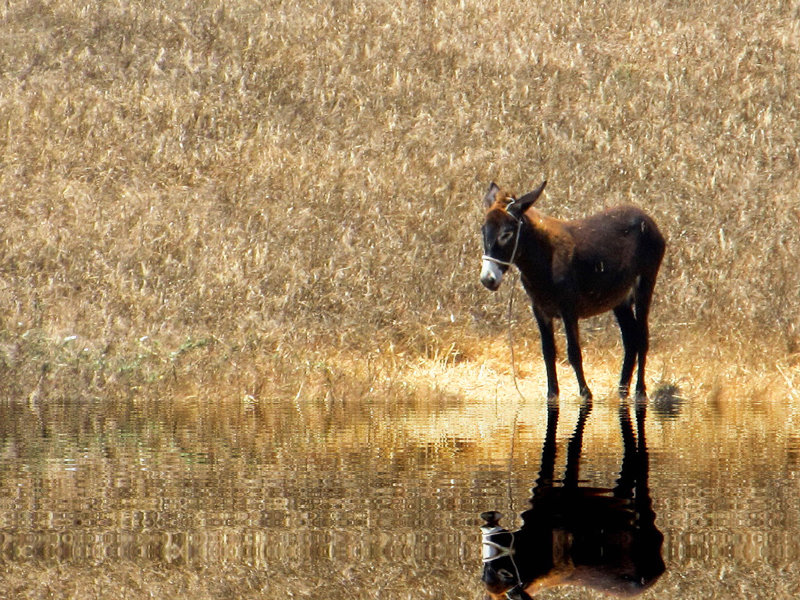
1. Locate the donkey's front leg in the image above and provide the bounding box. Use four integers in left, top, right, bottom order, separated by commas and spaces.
562, 313, 592, 399
533, 308, 559, 399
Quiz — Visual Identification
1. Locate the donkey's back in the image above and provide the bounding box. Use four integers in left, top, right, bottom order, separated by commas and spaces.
557, 205, 665, 318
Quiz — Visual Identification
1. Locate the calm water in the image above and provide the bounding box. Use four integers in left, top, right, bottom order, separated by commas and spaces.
1, 383, 799, 598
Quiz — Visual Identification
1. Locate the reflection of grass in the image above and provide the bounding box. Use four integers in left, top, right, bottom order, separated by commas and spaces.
0, 561, 485, 600
2, 554, 800, 600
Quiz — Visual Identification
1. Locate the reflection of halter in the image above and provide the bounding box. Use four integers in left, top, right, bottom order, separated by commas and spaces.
482, 208, 524, 268
482, 525, 527, 599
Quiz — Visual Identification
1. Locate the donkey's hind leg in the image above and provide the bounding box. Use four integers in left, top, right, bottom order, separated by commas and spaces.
633, 275, 658, 395
614, 300, 639, 398
563, 313, 592, 399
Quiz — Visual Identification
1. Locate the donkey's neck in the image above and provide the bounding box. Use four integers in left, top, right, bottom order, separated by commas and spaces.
515, 211, 572, 276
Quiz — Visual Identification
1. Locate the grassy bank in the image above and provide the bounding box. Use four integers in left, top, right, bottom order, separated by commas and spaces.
1, 0, 799, 400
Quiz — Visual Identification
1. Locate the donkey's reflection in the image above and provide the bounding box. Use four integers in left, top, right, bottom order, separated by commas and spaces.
481, 400, 664, 599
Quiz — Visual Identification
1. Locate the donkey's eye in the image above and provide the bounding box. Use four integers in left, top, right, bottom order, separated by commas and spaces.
497, 568, 515, 581
498, 231, 514, 244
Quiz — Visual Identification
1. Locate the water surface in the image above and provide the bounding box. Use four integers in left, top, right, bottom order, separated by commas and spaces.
1, 383, 798, 598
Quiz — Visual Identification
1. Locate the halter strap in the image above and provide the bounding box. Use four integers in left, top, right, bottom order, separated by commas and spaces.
481, 254, 514, 267
482, 214, 523, 268
482, 527, 525, 598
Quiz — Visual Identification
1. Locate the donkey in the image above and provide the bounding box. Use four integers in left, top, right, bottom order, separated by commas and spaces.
480, 400, 664, 599
480, 181, 665, 399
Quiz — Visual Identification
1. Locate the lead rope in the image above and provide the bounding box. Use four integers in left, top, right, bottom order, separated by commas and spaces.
504, 270, 525, 530
503, 234, 530, 534
505, 269, 526, 402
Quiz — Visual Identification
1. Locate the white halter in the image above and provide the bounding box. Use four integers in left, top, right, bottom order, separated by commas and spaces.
482, 211, 523, 268
482, 524, 525, 598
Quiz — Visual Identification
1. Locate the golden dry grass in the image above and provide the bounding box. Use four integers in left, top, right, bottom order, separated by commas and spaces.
1, 0, 800, 401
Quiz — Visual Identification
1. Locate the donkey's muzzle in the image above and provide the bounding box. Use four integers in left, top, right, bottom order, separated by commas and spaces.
480, 259, 504, 290
481, 277, 501, 291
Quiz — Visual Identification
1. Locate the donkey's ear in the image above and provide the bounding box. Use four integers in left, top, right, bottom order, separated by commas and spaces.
483, 182, 500, 208
512, 180, 547, 214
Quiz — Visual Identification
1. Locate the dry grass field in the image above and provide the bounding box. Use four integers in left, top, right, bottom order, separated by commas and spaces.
1, 0, 800, 403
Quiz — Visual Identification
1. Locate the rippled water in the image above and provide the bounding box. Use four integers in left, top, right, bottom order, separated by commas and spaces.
1, 383, 799, 598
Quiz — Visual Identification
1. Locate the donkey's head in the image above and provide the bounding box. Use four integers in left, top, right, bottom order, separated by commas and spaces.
480, 181, 547, 290
481, 511, 536, 600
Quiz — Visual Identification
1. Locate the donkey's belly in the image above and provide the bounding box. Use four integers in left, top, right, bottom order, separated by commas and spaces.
575, 283, 635, 318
